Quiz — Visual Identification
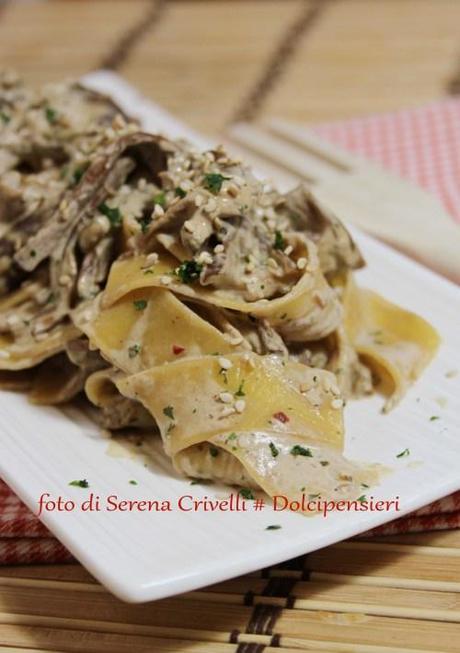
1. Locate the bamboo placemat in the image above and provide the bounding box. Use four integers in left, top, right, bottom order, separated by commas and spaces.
1, 530, 459, 652
2, 0, 460, 136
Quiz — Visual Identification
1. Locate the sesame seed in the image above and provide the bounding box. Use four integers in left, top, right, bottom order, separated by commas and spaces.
235, 399, 246, 413
145, 252, 159, 266
58, 274, 71, 286
284, 245, 293, 256
331, 398, 343, 409
204, 198, 217, 212
153, 204, 165, 217
160, 275, 172, 285
194, 194, 204, 207
184, 220, 194, 233
297, 257, 307, 270
220, 406, 236, 417
214, 244, 225, 254
218, 392, 233, 404
218, 357, 232, 370
197, 251, 213, 265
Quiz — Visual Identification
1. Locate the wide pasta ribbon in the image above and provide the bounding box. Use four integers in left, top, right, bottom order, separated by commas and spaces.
101, 245, 342, 342
117, 353, 376, 502
343, 275, 440, 411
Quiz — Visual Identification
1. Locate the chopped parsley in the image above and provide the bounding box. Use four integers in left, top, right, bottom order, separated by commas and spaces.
129, 480, 138, 485
273, 230, 286, 250
153, 191, 166, 208
133, 299, 147, 311
266, 525, 281, 531
269, 441, 279, 458
309, 493, 321, 499
191, 478, 214, 485
45, 106, 58, 124
235, 381, 245, 397
320, 460, 330, 467
175, 186, 187, 198
357, 495, 367, 503
239, 488, 255, 500
290, 445, 313, 457
396, 448, 410, 458
69, 479, 89, 488
203, 173, 231, 194
128, 344, 141, 358
163, 405, 175, 420
71, 163, 88, 186
430, 415, 440, 421
209, 446, 219, 458
137, 215, 152, 234
98, 202, 122, 227
361, 483, 370, 489
175, 260, 203, 284
0, 111, 10, 124
225, 432, 237, 445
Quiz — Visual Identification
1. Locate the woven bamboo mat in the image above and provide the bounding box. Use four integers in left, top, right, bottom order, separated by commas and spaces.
1, 0, 460, 135
0, 530, 459, 652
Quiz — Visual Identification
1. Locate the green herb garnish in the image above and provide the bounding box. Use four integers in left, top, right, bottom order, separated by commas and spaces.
396, 448, 410, 458
69, 479, 89, 488
209, 446, 219, 458
175, 186, 186, 198
175, 260, 203, 284
45, 106, 58, 124
320, 460, 329, 467
133, 299, 147, 311
129, 480, 138, 485
430, 415, 440, 421
163, 405, 175, 420
269, 442, 279, 458
203, 173, 231, 194
153, 191, 166, 208
98, 202, 122, 227
235, 381, 245, 397
0, 111, 10, 124
239, 488, 255, 500
290, 445, 313, 457
137, 215, 152, 234
71, 163, 88, 186
273, 230, 286, 250
128, 344, 141, 358
266, 525, 281, 531
357, 495, 367, 503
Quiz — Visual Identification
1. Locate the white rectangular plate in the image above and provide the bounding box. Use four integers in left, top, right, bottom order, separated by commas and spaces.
0, 72, 459, 602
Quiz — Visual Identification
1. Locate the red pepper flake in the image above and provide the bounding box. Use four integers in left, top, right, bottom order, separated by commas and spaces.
172, 344, 185, 355
273, 411, 289, 423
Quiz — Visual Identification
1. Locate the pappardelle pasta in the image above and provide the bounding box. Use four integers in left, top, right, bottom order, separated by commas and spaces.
0, 74, 440, 504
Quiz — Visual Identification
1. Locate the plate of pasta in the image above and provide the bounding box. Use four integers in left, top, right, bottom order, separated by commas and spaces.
0, 70, 459, 602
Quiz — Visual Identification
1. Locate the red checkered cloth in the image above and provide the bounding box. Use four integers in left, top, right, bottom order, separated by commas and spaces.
1, 98, 460, 564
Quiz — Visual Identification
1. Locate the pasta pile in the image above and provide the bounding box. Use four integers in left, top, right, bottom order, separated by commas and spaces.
0, 74, 440, 502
